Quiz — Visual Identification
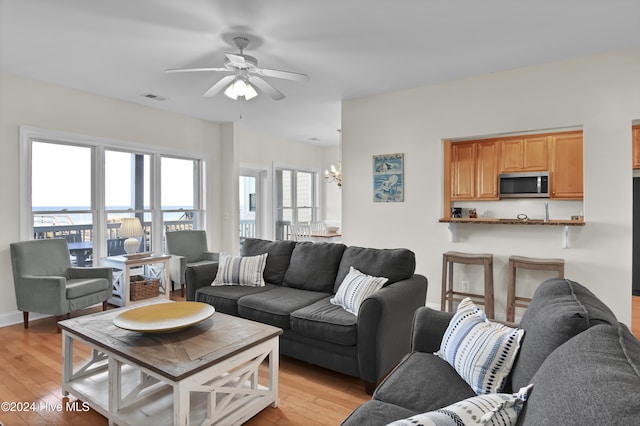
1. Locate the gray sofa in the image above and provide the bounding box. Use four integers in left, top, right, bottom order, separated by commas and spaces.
185, 238, 428, 392
342, 278, 640, 425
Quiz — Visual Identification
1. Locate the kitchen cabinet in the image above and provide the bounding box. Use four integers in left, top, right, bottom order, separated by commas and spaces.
499, 136, 548, 173
550, 132, 583, 199
449, 140, 499, 200
633, 125, 640, 169
450, 142, 475, 199
476, 140, 500, 199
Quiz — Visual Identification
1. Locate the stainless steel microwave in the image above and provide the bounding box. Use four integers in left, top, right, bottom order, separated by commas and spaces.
499, 172, 549, 198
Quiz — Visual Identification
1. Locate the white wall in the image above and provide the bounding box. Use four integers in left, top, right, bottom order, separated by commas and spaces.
342, 49, 640, 324
0, 71, 224, 321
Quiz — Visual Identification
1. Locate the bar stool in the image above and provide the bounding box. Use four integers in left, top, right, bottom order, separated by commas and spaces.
441, 251, 494, 319
506, 255, 565, 322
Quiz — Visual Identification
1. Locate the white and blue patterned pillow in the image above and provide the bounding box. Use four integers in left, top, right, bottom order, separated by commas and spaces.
330, 266, 388, 316
437, 298, 524, 395
387, 384, 533, 426
212, 253, 268, 287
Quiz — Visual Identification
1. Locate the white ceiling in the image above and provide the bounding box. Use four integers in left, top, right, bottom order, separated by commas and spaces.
2, 0, 640, 146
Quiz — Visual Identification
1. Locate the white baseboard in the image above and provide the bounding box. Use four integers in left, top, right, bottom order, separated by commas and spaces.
0, 310, 51, 328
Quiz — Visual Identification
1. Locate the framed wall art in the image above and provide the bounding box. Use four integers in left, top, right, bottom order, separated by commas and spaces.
373, 153, 404, 202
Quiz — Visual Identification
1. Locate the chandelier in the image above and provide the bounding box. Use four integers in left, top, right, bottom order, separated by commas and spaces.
324, 162, 342, 187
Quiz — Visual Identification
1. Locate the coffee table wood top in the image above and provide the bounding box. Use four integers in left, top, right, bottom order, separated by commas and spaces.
59, 303, 282, 381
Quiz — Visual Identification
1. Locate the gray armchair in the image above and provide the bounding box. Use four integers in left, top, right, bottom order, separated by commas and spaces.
165, 230, 218, 297
10, 238, 113, 330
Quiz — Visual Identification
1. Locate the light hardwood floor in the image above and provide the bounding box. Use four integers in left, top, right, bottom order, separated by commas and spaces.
2, 295, 639, 425
0, 292, 369, 426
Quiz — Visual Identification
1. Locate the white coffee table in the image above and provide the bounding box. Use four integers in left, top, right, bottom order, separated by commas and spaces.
59, 302, 282, 425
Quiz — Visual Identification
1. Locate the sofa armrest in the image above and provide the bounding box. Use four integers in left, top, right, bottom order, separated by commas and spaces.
184, 262, 219, 301
356, 274, 428, 384
411, 307, 454, 354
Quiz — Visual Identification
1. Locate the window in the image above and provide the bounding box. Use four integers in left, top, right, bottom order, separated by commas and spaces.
274, 167, 318, 240
21, 127, 207, 264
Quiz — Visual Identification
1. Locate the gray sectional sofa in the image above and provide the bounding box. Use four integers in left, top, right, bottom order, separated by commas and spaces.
342, 278, 640, 425
185, 238, 428, 392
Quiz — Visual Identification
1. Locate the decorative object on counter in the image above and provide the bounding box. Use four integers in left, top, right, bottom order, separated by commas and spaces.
544, 201, 549, 222
468, 208, 477, 218
451, 207, 462, 218
373, 153, 404, 202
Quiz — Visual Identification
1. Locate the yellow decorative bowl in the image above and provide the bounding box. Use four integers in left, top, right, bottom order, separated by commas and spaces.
113, 301, 215, 333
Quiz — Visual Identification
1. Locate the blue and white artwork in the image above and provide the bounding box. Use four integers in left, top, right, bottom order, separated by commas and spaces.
373, 153, 404, 202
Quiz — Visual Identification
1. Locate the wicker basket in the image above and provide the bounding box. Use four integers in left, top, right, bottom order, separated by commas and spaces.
130, 275, 161, 301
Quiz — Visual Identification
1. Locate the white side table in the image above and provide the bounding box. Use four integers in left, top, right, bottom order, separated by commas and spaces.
102, 254, 171, 306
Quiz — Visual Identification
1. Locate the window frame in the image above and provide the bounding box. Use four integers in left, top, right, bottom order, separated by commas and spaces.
19, 126, 209, 262
273, 163, 320, 240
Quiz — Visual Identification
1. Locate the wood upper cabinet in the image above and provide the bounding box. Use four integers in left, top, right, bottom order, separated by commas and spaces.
550, 132, 583, 199
633, 125, 640, 169
476, 140, 500, 199
499, 136, 548, 173
449, 140, 499, 200
450, 142, 475, 199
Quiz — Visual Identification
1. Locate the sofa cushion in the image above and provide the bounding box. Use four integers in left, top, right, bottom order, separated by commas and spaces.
237, 286, 330, 329
290, 297, 358, 346
518, 323, 640, 425
241, 238, 297, 285
330, 267, 388, 316
374, 352, 476, 414
334, 246, 415, 293
283, 242, 346, 292
389, 384, 533, 426
437, 298, 524, 395
195, 284, 277, 316
509, 278, 618, 391
212, 253, 268, 287
340, 400, 417, 426
66, 278, 111, 299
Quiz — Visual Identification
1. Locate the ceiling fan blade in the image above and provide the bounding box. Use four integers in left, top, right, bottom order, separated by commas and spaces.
225, 53, 247, 68
249, 76, 285, 101
257, 68, 309, 81
166, 67, 228, 73
203, 75, 236, 97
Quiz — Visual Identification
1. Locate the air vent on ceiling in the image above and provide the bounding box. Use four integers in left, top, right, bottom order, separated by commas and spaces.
140, 93, 166, 101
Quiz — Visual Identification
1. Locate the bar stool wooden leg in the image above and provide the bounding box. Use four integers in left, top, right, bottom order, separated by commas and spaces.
483, 257, 494, 319
441, 254, 448, 312
506, 258, 516, 322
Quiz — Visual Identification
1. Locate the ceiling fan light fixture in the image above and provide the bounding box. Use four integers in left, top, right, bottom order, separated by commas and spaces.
224, 78, 258, 101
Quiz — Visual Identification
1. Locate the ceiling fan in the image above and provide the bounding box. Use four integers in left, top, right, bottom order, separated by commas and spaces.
166, 36, 309, 101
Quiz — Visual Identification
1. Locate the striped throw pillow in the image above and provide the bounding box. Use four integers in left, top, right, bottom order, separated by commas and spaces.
330, 266, 388, 316
437, 298, 524, 395
212, 253, 268, 287
387, 384, 533, 426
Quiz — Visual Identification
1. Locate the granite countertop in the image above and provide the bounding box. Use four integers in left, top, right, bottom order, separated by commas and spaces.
438, 217, 585, 226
